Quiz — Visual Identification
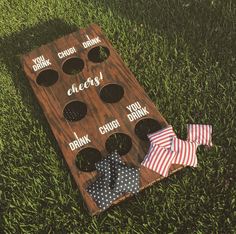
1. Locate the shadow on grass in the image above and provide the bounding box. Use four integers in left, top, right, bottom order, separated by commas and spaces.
0, 18, 77, 119
0, 19, 88, 213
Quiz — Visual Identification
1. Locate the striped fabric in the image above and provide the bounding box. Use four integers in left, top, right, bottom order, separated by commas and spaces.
142, 123, 212, 176
187, 124, 212, 146
147, 125, 176, 149
141, 145, 176, 177
171, 137, 198, 167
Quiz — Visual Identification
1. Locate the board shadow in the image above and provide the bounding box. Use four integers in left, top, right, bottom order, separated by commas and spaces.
0, 19, 87, 210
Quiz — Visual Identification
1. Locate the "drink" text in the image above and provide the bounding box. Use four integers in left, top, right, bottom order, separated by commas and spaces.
126, 101, 149, 122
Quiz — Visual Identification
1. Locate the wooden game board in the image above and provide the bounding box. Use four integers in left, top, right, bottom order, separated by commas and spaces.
21, 24, 183, 215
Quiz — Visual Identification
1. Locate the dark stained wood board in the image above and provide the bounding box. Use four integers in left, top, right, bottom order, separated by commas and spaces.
21, 24, 183, 215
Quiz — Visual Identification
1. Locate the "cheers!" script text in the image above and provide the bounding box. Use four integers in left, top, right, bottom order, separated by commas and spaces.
67, 71, 103, 96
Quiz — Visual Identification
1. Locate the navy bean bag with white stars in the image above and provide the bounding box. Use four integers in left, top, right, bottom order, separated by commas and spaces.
86, 150, 140, 210
115, 164, 140, 194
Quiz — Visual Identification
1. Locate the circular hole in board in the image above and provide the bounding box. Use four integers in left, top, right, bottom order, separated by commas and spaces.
63, 100, 87, 122
36, 69, 59, 87
100, 84, 124, 103
88, 46, 110, 63
75, 147, 102, 172
135, 118, 162, 141
62, 57, 84, 75
105, 133, 132, 156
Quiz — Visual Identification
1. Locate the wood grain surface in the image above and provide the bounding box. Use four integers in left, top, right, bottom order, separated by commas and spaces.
21, 24, 183, 215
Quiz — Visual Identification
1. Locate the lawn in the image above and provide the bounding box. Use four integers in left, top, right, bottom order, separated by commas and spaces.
0, 0, 235, 233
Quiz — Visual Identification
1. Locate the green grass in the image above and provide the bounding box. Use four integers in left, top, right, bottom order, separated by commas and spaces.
0, 0, 235, 233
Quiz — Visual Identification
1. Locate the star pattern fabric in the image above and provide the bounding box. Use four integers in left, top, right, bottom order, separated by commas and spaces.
95, 151, 125, 188
86, 176, 123, 210
115, 164, 140, 194
86, 151, 140, 210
